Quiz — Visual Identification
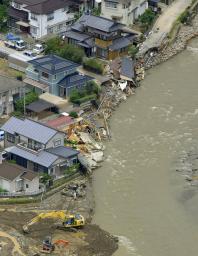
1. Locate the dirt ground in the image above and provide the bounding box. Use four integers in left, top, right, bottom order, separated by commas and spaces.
0, 177, 118, 256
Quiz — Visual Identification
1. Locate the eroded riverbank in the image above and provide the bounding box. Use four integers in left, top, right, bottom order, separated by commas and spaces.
93, 35, 198, 256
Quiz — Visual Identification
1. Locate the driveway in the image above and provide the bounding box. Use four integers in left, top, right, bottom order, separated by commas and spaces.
139, 0, 192, 55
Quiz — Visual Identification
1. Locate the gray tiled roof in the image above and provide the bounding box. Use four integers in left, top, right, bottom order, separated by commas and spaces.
109, 37, 132, 51
5, 146, 58, 168
74, 14, 124, 33
65, 30, 91, 42
1, 117, 58, 144
46, 146, 79, 159
0, 76, 23, 93
28, 55, 79, 75
58, 72, 93, 88
121, 57, 135, 79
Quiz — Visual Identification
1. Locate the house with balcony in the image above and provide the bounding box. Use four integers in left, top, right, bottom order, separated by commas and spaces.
8, 0, 91, 38
1, 116, 79, 178
64, 13, 137, 60
24, 54, 93, 97
0, 75, 25, 117
101, 0, 148, 26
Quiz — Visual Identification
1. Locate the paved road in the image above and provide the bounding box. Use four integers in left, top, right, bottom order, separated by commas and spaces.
139, 0, 192, 55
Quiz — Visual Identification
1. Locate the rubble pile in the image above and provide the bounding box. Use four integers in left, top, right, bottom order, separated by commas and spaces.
61, 180, 87, 198
144, 15, 198, 69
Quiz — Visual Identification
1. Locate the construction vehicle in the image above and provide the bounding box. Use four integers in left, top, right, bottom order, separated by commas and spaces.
23, 211, 85, 233
41, 236, 55, 254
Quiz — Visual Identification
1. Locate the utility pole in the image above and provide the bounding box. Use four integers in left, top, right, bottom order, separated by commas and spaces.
23, 85, 26, 116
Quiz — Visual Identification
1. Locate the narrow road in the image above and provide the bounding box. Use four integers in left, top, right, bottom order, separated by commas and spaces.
139, 0, 193, 55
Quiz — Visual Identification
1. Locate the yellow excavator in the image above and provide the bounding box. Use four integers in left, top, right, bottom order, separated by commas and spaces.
23, 211, 85, 233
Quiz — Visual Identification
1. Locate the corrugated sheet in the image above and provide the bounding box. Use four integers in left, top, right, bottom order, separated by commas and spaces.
6, 146, 58, 168
1, 117, 57, 144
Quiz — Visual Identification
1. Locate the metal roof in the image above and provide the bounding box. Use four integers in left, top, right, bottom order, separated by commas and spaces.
28, 55, 80, 75
120, 57, 135, 80
6, 146, 58, 168
109, 37, 132, 51
26, 99, 55, 113
1, 117, 58, 144
46, 146, 79, 159
58, 72, 93, 88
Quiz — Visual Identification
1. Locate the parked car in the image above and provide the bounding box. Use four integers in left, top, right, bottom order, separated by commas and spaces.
33, 44, 44, 55
23, 50, 37, 58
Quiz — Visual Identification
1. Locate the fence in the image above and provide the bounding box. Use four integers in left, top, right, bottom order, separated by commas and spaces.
0, 188, 44, 198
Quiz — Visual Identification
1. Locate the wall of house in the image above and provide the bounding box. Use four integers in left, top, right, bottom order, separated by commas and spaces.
28, 7, 75, 38
0, 178, 11, 192
23, 177, 39, 193
101, 0, 148, 26
46, 132, 65, 149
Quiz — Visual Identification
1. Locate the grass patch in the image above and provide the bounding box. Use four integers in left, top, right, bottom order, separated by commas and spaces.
0, 59, 25, 79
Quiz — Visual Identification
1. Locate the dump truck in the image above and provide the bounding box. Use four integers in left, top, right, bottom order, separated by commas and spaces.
23, 211, 85, 233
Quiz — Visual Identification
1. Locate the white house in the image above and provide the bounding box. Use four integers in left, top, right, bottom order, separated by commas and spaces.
101, 0, 148, 26
8, 0, 85, 38
0, 162, 39, 194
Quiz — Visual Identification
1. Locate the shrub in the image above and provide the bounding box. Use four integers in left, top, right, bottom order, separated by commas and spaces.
85, 80, 101, 96
45, 37, 85, 64
83, 58, 104, 74
74, 94, 97, 105
69, 111, 78, 118
178, 10, 189, 24
128, 45, 138, 58
0, 187, 7, 193
139, 8, 156, 31
15, 91, 38, 113
40, 173, 52, 184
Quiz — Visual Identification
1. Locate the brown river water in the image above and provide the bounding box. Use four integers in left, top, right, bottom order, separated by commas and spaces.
93, 39, 198, 256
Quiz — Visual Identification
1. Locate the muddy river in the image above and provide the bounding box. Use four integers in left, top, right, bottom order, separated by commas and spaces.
93, 39, 198, 256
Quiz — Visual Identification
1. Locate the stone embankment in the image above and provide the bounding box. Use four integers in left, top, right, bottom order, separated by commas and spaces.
145, 15, 198, 69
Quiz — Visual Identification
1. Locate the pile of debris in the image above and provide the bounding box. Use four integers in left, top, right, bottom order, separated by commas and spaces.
135, 60, 145, 82
61, 180, 86, 198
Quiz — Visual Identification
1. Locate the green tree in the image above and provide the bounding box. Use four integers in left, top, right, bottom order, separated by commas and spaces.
0, 4, 7, 30
128, 45, 138, 58
15, 91, 38, 113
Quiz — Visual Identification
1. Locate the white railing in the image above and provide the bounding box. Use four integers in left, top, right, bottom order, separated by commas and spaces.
0, 188, 44, 197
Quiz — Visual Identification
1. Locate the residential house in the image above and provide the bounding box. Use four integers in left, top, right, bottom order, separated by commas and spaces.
8, 0, 93, 39
0, 75, 25, 117
1, 117, 79, 178
24, 55, 93, 97
64, 13, 137, 60
0, 162, 40, 194
101, 0, 148, 26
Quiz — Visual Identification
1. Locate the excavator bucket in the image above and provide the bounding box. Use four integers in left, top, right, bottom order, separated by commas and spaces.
22, 225, 29, 233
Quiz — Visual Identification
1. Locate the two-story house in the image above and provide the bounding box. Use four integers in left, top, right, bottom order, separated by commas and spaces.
101, 0, 148, 26
8, 0, 90, 38
24, 54, 93, 97
0, 75, 26, 117
64, 13, 137, 60
1, 117, 79, 178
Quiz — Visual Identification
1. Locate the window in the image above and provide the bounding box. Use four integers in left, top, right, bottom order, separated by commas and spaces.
54, 139, 61, 147
47, 12, 54, 21
105, 1, 118, 8
42, 72, 49, 79
7, 133, 15, 143
26, 184, 29, 188
47, 27, 53, 34
13, 3, 21, 9
31, 13, 38, 21
30, 26, 38, 35
28, 139, 42, 151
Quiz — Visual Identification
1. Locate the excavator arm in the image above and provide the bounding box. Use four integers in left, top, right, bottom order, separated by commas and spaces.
23, 211, 67, 233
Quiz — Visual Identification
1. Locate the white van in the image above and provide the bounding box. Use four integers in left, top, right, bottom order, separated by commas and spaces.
0, 131, 4, 140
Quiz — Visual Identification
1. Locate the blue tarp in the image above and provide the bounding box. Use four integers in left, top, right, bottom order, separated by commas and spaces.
6, 33, 20, 41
